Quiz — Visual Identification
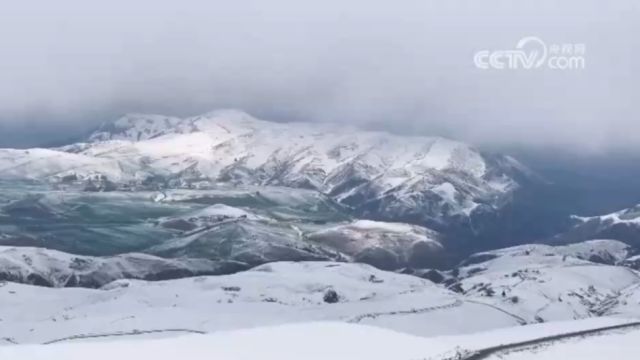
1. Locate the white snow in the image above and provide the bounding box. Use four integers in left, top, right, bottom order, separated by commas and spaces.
574, 205, 640, 225
482, 326, 640, 360
306, 220, 443, 267
1, 242, 640, 358
0, 148, 127, 181
348, 219, 423, 233
0, 246, 236, 287
2, 317, 639, 360
0, 109, 527, 222
431, 182, 457, 203
0, 261, 526, 345
556, 239, 632, 263
456, 242, 640, 322
0, 322, 440, 360
185, 204, 257, 220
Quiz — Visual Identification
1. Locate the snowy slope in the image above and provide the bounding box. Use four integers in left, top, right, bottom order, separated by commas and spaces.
481, 329, 640, 360
3, 256, 640, 346
449, 240, 640, 323
0, 323, 436, 360
0, 246, 247, 287
0, 261, 526, 344
0, 149, 127, 182
556, 239, 633, 264
621, 255, 640, 270
306, 219, 445, 269
461, 239, 633, 267
1, 317, 639, 360
574, 205, 640, 226
2, 252, 640, 349
553, 205, 640, 247
0, 110, 532, 229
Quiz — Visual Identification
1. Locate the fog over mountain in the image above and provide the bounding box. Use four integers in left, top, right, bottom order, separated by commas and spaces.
1, 0, 638, 152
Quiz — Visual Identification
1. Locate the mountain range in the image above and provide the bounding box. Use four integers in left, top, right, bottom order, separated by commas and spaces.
2, 110, 640, 358
0, 110, 541, 254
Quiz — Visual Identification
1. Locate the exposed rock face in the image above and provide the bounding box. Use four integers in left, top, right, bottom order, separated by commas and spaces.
323, 289, 340, 304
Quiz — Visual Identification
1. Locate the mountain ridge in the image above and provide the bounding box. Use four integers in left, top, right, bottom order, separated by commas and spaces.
0, 110, 536, 237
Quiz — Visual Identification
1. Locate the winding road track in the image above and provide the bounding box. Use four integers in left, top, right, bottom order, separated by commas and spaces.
446, 320, 640, 360
43, 328, 206, 345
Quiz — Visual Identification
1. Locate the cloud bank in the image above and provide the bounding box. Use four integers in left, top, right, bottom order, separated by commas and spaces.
0, 0, 638, 152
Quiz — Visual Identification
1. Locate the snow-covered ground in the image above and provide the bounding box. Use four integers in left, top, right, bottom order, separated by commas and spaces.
2, 241, 640, 358
2, 318, 639, 360
0, 262, 526, 344
483, 329, 640, 360
453, 240, 640, 322
3, 249, 640, 345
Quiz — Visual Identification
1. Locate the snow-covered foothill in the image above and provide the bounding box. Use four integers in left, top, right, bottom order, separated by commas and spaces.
0, 261, 526, 344
0, 246, 247, 287
452, 241, 640, 322
306, 219, 445, 269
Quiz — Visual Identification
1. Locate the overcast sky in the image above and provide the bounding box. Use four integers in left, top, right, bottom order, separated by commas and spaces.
0, 0, 638, 152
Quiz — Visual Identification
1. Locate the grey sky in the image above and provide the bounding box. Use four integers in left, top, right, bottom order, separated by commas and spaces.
0, 0, 638, 152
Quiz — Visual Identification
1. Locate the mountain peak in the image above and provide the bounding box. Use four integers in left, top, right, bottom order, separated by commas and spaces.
2, 109, 535, 233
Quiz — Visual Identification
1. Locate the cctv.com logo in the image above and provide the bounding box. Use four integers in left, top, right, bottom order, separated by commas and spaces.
474, 36, 586, 70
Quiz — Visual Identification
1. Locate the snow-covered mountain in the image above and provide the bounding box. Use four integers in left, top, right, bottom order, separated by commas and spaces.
0, 110, 533, 231
0, 246, 247, 287
552, 204, 640, 248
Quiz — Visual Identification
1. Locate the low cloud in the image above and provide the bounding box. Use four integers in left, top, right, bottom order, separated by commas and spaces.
0, 0, 638, 152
